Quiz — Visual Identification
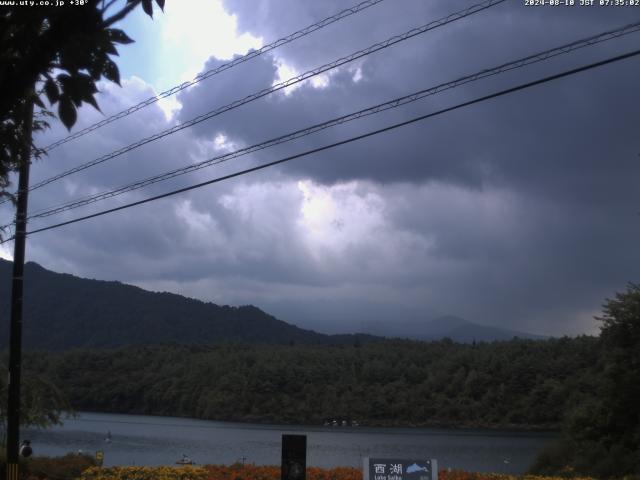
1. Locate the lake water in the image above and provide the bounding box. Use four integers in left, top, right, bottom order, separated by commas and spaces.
22, 412, 555, 473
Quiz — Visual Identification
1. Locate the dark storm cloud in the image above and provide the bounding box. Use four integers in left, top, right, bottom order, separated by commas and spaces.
179, 0, 640, 194
176, 0, 639, 333
5, 0, 638, 337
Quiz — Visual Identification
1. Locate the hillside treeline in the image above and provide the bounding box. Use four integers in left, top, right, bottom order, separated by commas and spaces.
25, 336, 599, 429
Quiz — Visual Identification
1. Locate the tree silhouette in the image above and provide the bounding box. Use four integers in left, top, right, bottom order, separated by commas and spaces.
0, 0, 165, 202
531, 283, 640, 477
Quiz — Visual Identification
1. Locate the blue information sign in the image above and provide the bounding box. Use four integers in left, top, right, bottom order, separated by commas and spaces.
364, 458, 437, 480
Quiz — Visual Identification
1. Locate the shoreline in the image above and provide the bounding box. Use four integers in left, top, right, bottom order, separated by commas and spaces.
60, 410, 559, 435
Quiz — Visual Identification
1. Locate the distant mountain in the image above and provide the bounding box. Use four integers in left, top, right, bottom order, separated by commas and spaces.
442, 317, 547, 342
364, 315, 546, 343
0, 259, 375, 350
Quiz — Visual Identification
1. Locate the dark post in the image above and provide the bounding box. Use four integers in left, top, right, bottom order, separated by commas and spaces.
6, 99, 33, 480
281, 434, 306, 480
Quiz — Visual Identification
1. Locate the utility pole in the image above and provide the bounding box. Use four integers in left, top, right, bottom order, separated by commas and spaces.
6, 98, 34, 480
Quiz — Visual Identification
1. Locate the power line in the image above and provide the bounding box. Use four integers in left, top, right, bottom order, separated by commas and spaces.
3, 48, 636, 243
41, 0, 388, 152
22, 21, 640, 222
24, 0, 505, 194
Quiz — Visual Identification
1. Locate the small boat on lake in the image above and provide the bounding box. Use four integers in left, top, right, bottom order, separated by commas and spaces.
176, 454, 194, 465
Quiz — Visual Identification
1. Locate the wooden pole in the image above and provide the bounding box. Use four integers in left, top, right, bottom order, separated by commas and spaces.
6, 98, 33, 480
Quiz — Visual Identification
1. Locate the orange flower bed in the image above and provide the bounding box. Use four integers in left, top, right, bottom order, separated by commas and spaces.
203, 465, 362, 480
439, 470, 596, 480
79, 465, 209, 480
71, 464, 599, 480
199, 466, 596, 480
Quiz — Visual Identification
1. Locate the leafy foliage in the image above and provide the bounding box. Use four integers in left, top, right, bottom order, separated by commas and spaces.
80, 465, 362, 480
0, 0, 164, 203
74, 464, 605, 480
0, 451, 97, 480
530, 283, 640, 478
80, 465, 208, 480
202, 465, 362, 480
25, 453, 97, 480
27, 336, 599, 429
0, 361, 71, 443
439, 472, 598, 480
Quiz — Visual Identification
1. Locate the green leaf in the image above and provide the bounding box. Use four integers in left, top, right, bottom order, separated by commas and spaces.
102, 58, 120, 85
56, 74, 77, 103
75, 74, 101, 112
87, 56, 107, 80
59, 74, 98, 109
102, 41, 118, 56
142, 0, 153, 17
84, 94, 101, 112
56, 73, 72, 87
60, 42, 91, 72
44, 78, 60, 105
32, 94, 45, 109
108, 28, 134, 45
58, 96, 77, 131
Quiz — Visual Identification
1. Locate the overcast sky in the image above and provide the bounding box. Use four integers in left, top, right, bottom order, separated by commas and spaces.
2, 0, 639, 336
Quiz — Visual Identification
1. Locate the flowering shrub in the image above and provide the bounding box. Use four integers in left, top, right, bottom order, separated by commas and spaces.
79, 465, 209, 480
307, 466, 363, 480
203, 465, 362, 480
200, 466, 598, 480
204, 464, 280, 480
0, 453, 96, 480
439, 471, 597, 480
73, 465, 600, 480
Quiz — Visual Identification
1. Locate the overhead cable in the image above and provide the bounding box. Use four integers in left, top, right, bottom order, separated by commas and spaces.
23, 20, 640, 222
2, 47, 636, 243
41, 0, 389, 152
25, 0, 506, 194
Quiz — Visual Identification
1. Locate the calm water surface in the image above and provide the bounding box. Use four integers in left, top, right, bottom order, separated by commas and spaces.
23, 412, 555, 473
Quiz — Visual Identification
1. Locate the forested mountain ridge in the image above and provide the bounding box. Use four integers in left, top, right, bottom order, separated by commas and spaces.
0, 259, 541, 349
0, 259, 375, 349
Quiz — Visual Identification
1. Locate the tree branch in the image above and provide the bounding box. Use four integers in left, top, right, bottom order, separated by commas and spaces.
100, 0, 121, 16
102, 0, 141, 27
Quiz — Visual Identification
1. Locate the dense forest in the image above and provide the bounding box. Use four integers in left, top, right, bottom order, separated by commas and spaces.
22, 337, 598, 429
2, 282, 637, 477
